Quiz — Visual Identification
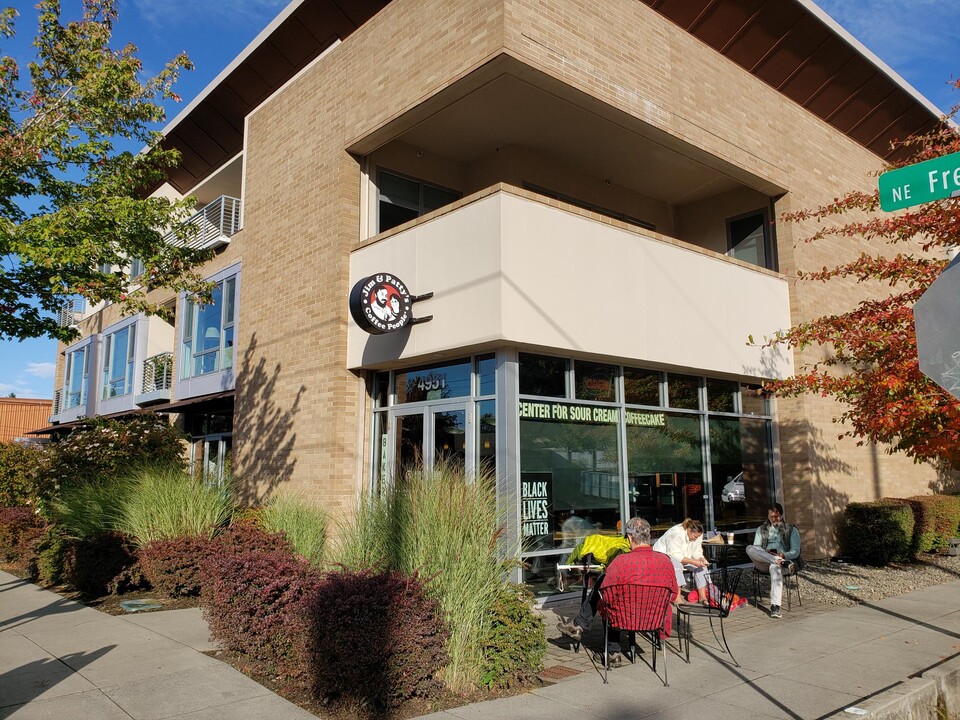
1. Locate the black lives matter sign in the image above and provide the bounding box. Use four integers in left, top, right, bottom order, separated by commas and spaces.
520, 474, 552, 538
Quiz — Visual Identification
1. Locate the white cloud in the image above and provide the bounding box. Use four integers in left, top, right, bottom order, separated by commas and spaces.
25, 362, 56, 378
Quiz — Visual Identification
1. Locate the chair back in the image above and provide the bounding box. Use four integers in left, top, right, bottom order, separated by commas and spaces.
704, 566, 744, 618
598, 583, 675, 637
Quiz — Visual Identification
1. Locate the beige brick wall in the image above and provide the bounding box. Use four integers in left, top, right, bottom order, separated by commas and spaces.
210, 0, 947, 552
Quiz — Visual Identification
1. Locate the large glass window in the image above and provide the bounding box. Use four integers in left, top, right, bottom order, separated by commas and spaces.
727, 209, 774, 270
102, 324, 137, 399
181, 274, 237, 379
519, 353, 566, 397
626, 411, 705, 533
519, 400, 622, 554
624, 367, 661, 406
709, 416, 772, 531
377, 170, 460, 233
64, 346, 89, 409
574, 361, 617, 403
395, 359, 471, 403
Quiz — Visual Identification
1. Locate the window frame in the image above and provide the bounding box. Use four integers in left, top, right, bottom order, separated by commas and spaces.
376, 168, 461, 233
180, 269, 239, 381
101, 321, 138, 399
726, 207, 775, 271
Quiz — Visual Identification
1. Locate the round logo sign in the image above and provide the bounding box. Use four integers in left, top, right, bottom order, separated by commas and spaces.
349, 273, 413, 335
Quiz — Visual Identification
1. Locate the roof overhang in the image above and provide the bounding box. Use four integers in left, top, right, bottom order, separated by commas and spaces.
158, 0, 946, 194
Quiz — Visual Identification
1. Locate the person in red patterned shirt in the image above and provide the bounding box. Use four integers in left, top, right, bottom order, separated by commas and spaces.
558, 517, 678, 665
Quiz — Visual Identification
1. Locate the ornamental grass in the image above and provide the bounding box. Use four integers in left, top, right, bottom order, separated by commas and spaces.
335, 460, 515, 691
260, 493, 328, 567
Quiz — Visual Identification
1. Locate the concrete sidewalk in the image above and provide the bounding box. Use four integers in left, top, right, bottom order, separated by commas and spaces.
2, 569, 960, 719
0, 570, 315, 719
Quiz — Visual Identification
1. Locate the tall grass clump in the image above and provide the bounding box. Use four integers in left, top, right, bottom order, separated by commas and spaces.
336, 460, 515, 691
117, 465, 233, 543
52, 478, 131, 539
260, 494, 328, 566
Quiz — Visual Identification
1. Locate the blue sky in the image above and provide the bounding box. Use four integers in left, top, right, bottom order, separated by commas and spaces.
0, 0, 958, 398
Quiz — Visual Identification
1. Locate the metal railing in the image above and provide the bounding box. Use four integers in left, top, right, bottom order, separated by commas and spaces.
141, 352, 174, 393
57, 298, 86, 328
166, 196, 241, 251
51, 389, 62, 416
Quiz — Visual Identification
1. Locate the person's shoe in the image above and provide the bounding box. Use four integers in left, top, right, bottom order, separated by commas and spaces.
783, 561, 797, 574
607, 652, 624, 668
557, 620, 583, 641
770, 605, 782, 619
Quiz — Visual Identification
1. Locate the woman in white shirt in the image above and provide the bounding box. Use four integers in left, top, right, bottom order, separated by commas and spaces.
653, 518, 709, 604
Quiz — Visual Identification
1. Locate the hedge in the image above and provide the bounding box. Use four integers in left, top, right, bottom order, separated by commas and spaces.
840, 501, 914, 565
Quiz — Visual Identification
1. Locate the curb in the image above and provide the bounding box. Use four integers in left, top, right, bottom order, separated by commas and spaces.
824, 655, 960, 719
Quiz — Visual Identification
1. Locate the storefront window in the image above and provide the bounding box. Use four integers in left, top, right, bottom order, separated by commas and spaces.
476, 354, 496, 396
705, 378, 737, 413
740, 383, 769, 415
477, 399, 496, 475
709, 416, 772, 531
667, 373, 700, 410
574, 361, 617, 402
626, 411, 704, 534
395, 359, 471, 403
519, 353, 566, 397
519, 400, 622, 560
624, 367, 661, 406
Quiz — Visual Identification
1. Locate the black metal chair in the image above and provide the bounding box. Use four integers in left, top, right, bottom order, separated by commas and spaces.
675, 566, 744, 667
597, 583, 675, 686
751, 562, 802, 611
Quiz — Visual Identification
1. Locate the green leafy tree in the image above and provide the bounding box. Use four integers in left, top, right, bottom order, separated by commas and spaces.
759, 80, 960, 467
0, 0, 210, 342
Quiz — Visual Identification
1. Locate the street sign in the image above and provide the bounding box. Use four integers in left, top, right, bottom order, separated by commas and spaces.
879, 150, 960, 211
915, 254, 960, 401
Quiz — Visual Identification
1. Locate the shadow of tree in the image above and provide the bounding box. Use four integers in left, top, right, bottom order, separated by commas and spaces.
777, 418, 855, 558
232, 333, 304, 504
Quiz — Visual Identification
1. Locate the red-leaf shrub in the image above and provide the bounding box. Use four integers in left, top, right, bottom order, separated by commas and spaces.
200, 549, 321, 680
140, 535, 212, 597
305, 569, 449, 710
0, 506, 44, 566
209, 522, 292, 557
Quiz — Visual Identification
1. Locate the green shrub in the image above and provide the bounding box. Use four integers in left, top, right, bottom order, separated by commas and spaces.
30, 527, 68, 586
0, 443, 41, 506
841, 501, 914, 565
335, 461, 517, 691
116, 465, 233, 543
480, 584, 545, 689
907, 495, 960, 551
260, 494, 327, 566
33, 414, 186, 518
306, 569, 449, 711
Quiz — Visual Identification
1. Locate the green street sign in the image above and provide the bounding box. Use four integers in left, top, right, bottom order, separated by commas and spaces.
879, 150, 960, 211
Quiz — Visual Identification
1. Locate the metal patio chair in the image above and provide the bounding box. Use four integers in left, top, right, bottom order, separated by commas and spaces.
597, 582, 675, 686
675, 566, 744, 667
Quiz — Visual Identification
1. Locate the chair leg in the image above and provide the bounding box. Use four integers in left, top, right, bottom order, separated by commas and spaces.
718, 618, 739, 668
603, 617, 609, 684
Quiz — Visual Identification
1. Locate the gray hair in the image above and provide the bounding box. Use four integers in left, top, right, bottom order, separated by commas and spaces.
624, 517, 651, 545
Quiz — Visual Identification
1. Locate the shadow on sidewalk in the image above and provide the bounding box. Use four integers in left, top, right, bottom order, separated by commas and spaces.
0, 646, 116, 710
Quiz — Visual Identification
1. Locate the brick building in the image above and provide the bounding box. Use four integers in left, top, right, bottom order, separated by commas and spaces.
43, 0, 951, 588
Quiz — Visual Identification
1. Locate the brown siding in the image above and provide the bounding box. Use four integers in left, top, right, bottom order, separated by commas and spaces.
0, 399, 53, 443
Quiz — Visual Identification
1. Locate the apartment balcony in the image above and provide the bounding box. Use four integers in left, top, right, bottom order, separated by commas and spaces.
57, 298, 86, 328
135, 352, 173, 406
166, 195, 241, 251
348, 185, 793, 380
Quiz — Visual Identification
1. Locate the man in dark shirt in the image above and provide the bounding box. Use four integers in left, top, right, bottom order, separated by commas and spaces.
557, 517, 678, 665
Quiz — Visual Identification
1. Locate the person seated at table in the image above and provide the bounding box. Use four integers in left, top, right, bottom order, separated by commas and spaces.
564, 526, 630, 568
653, 518, 710, 605
746, 502, 803, 619
557, 517, 678, 666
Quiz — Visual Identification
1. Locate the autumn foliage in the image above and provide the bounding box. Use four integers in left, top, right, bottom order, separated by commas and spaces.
762, 79, 960, 467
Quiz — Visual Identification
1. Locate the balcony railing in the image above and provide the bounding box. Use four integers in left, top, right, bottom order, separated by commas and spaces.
141, 352, 173, 394
57, 298, 86, 328
166, 196, 241, 251
51, 389, 62, 417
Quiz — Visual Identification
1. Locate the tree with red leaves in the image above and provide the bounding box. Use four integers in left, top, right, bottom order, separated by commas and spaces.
759, 80, 960, 468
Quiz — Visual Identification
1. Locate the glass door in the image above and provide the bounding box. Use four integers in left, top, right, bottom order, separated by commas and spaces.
389, 403, 472, 483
